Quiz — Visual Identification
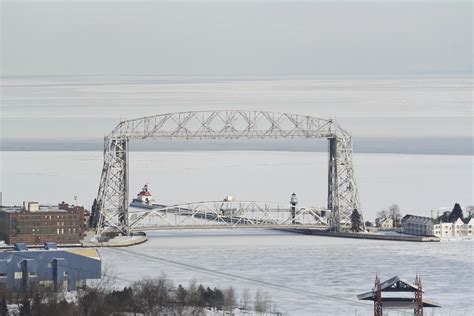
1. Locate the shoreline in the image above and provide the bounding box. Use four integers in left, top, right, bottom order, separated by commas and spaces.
278, 228, 441, 242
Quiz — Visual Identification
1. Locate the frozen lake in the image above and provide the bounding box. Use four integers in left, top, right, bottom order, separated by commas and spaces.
1, 150, 472, 314
0, 151, 472, 219
2, 76, 472, 143
1, 34, 472, 316
99, 229, 473, 315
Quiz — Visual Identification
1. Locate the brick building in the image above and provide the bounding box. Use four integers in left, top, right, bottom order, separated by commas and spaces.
0, 202, 89, 245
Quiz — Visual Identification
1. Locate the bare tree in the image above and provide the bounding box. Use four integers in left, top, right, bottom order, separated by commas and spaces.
254, 289, 265, 313
263, 291, 272, 313
132, 274, 171, 315
77, 264, 117, 316
377, 209, 389, 219
0, 297, 7, 316
254, 289, 272, 313
175, 284, 187, 305
388, 204, 402, 227
375, 209, 388, 227
376, 205, 402, 227
241, 288, 251, 310
223, 287, 237, 312
186, 279, 198, 306
78, 286, 107, 316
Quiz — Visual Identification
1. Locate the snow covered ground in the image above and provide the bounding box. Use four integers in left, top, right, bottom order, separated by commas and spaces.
99, 229, 473, 316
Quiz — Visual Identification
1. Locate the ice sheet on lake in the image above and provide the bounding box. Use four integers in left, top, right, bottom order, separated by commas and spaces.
0, 151, 472, 220
99, 229, 473, 315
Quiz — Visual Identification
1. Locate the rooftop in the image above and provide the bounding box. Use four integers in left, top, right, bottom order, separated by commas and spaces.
3, 242, 100, 260
1, 202, 86, 214
358, 276, 441, 309
0, 205, 68, 213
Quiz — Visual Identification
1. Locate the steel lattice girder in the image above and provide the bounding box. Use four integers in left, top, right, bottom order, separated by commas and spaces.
127, 201, 330, 231
94, 110, 364, 235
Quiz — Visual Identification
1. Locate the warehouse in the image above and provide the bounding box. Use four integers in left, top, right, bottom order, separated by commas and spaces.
0, 243, 101, 292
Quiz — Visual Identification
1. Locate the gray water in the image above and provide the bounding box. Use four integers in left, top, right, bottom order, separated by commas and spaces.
1, 75, 472, 155
1, 137, 473, 155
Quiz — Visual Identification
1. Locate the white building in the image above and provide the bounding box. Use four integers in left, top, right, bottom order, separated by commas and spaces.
453, 218, 465, 236
463, 218, 473, 236
403, 214, 474, 238
380, 218, 394, 230
433, 222, 453, 238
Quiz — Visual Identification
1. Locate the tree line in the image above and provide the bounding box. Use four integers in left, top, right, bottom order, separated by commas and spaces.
437, 203, 468, 223
0, 274, 281, 316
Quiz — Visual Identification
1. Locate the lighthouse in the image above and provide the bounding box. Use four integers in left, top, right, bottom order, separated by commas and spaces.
136, 184, 153, 205
290, 193, 298, 224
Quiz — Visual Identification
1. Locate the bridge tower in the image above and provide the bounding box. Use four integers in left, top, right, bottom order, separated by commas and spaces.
95, 137, 129, 235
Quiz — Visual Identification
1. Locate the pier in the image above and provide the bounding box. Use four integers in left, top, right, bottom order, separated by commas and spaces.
281, 228, 441, 242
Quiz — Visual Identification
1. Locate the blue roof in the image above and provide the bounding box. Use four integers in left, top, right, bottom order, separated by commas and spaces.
0, 247, 101, 291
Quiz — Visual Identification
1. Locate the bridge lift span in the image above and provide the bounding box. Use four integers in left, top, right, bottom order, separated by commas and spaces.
92, 110, 364, 235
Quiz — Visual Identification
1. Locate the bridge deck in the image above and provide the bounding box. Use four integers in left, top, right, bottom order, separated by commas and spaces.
128, 201, 331, 231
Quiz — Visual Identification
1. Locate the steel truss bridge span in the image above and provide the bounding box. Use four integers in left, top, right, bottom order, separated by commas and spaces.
93, 110, 364, 235
128, 200, 330, 231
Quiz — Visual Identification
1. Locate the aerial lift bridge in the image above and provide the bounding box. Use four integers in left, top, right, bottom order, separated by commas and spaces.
92, 110, 364, 235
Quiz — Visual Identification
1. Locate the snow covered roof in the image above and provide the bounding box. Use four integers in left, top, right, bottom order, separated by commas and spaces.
454, 218, 465, 225
402, 215, 434, 225
464, 217, 474, 224
358, 276, 420, 299
379, 276, 419, 292
138, 191, 152, 196
357, 276, 441, 308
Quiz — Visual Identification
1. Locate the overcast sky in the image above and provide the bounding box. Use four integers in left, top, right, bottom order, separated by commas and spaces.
1, 0, 472, 76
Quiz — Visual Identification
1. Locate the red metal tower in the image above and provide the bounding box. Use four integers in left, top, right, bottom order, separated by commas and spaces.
374, 274, 382, 316
415, 275, 424, 315
359, 275, 440, 315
